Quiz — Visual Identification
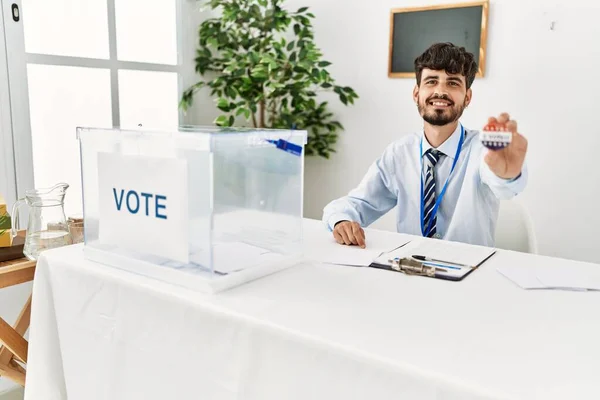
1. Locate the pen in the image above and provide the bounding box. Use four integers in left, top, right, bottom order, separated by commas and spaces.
422, 261, 459, 271
411, 255, 466, 269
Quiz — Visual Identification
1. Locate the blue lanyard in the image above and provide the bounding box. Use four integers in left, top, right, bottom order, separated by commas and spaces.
419, 124, 465, 237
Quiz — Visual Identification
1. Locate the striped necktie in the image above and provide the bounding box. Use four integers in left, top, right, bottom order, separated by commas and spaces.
422, 149, 443, 238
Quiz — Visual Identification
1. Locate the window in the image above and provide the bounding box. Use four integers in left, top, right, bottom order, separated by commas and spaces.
3, 0, 185, 216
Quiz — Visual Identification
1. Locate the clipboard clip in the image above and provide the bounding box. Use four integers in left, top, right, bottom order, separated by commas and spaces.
388, 257, 436, 277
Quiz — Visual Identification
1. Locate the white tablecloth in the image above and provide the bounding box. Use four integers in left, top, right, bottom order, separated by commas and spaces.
24, 219, 600, 400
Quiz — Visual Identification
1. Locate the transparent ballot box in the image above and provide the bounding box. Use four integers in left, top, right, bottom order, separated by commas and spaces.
77, 126, 307, 293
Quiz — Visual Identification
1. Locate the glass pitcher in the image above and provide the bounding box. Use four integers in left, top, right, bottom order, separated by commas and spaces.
12, 183, 72, 260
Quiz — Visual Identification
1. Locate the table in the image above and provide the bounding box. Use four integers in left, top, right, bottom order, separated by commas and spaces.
0, 257, 35, 386
24, 219, 600, 400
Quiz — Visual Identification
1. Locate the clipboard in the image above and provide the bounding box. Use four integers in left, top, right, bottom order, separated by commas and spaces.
368, 239, 497, 281
369, 256, 489, 281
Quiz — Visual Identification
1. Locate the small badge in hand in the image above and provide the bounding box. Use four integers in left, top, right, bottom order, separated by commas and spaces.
481, 121, 512, 151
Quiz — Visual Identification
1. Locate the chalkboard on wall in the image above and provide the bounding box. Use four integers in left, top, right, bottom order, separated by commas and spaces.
388, 1, 489, 78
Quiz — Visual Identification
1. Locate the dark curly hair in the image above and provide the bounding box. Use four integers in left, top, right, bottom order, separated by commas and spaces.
414, 43, 478, 89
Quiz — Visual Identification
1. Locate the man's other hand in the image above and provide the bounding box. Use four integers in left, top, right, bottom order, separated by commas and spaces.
333, 221, 366, 248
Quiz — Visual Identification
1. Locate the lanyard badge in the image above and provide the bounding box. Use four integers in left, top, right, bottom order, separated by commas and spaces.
419, 124, 465, 237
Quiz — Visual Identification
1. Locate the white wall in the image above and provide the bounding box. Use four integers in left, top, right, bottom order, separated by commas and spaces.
180, 2, 221, 127
184, 0, 600, 263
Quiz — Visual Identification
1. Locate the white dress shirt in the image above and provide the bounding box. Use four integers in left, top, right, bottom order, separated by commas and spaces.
322, 123, 528, 247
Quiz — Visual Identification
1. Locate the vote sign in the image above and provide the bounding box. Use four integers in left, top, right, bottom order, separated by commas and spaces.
97, 152, 189, 263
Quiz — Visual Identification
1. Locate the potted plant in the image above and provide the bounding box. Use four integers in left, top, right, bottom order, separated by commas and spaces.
180, 0, 358, 159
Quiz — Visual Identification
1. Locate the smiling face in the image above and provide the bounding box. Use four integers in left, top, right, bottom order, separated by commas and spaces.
413, 68, 472, 126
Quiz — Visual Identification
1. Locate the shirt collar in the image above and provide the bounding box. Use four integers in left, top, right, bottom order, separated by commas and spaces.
421, 123, 463, 160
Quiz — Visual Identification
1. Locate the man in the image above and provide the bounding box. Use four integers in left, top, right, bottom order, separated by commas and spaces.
322, 42, 528, 248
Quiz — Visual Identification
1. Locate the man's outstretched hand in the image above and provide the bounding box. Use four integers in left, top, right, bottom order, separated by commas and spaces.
484, 113, 528, 180
333, 221, 366, 248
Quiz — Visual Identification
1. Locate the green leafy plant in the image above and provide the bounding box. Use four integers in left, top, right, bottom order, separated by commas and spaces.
180, 0, 358, 158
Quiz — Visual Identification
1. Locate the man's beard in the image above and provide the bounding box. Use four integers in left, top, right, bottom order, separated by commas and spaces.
417, 95, 466, 126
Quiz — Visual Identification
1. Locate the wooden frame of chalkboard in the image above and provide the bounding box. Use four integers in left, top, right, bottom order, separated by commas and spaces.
388, 1, 489, 79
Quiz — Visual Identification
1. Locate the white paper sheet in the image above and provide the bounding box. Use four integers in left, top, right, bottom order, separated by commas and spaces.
302, 224, 410, 267
406, 239, 496, 266
367, 239, 496, 280
314, 246, 386, 267
496, 265, 547, 289
189, 241, 285, 275
374, 239, 496, 267
498, 264, 600, 291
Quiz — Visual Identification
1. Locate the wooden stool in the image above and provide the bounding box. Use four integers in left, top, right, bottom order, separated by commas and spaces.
0, 257, 36, 386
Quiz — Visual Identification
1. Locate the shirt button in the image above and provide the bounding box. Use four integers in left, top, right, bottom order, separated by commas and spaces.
434, 233, 442, 239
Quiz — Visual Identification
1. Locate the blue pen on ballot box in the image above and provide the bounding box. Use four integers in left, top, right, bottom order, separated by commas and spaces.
263, 123, 302, 156
266, 138, 302, 156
